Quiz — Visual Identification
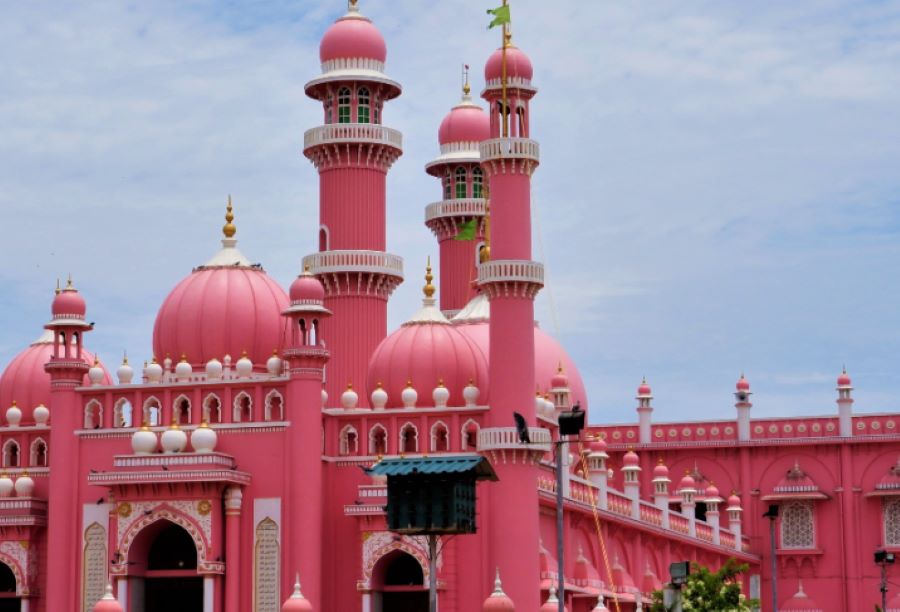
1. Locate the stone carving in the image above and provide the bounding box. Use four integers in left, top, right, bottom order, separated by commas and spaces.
254, 518, 280, 612
82, 522, 107, 611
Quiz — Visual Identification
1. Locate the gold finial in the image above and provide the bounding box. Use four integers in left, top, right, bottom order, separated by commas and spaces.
55, 279, 61, 295
406, 379, 413, 388
438, 378, 445, 388
180, 354, 187, 362
346, 382, 353, 390
657, 457, 664, 465
223, 195, 236, 238
66, 274, 74, 290
462, 63, 471, 96
504, 30, 513, 48
376, 381, 383, 389
170, 419, 180, 429
93, 357, 100, 366
122, 351, 128, 365
423, 257, 435, 298
348, 0, 358, 10
303, 263, 311, 274
558, 361, 565, 374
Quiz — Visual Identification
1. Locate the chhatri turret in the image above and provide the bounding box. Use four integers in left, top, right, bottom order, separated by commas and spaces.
302, 0, 404, 406
425, 67, 491, 316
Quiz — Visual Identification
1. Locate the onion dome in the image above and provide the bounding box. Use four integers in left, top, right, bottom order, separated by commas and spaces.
33, 404, 49, 427
160, 421, 188, 454
736, 373, 750, 392
152, 198, 289, 369
705, 482, 722, 501
588, 436, 608, 456
485, 45, 534, 83
206, 358, 223, 380
623, 449, 640, 468
782, 582, 822, 611
0, 329, 110, 422
482, 569, 515, 611
727, 492, 742, 509
235, 352, 254, 378
433, 380, 450, 408
371, 383, 388, 410
14, 473, 34, 497
282, 575, 314, 612
93, 583, 124, 612
145, 358, 163, 383
175, 356, 192, 381
131, 425, 158, 455
837, 367, 852, 387
341, 384, 359, 410
463, 380, 480, 408
677, 472, 697, 493
401, 381, 418, 409
320, 2, 386, 65
0, 473, 13, 497
637, 377, 652, 397
367, 263, 489, 408
51, 276, 87, 321
286, 268, 329, 315
117, 355, 134, 385
551, 363, 569, 390
190, 421, 217, 454
6, 402, 21, 428
652, 459, 670, 480
89, 357, 106, 385
267, 350, 283, 377
437, 70, 490, 147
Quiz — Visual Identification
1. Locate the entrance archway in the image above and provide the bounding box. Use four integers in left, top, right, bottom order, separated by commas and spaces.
371, 550, 428, 612
0, 562, 19, 612
128, 520, 203, 612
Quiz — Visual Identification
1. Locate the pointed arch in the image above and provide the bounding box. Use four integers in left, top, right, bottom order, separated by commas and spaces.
120, 506, 209, 569
142, 396, 162, 427
454, 166, 468, 199
202, 393, 222, 424
461, 418, 480, 451
113, 398, 133, 428
233, 392, 253, 423
339, 424, 359, 456
337, 87, 351, 123
264, 390, 284, 422
84, 399, 103, 429
172, 394, 191, 425
430, 420, 450, 453
400, 422, 418, 454
2, 440, 20, 468
369, 424, 387, 456
357, 86, 371, 123
30, 437, 48, 467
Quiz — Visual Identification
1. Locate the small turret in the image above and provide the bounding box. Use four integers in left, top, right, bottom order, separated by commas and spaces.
735, 374, 752, 442
636, 377, 653, 443
836, 366, 853, 437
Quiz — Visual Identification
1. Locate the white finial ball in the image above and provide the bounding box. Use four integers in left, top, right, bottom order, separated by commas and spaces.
6, 402, 22, 428
206, 358, 223, 380
175, 358, 192, 381
14, 474, 34, 497
401, 384, 418, 409
463, 382, 479, 408
131, 427, 158, 455
321, 388, 328, 408
33, 404, 50, 427
89, 363, 105, 386
223, 353, 233, 367
371, 385, 388, 410
235, 353, 253, 378
163, 356, 173, 371
0, 474, 12, 498
117, 361, 134, 385
191, 423, 218, 453
161, 424, 188, 454
341, 385, 359, 410
146, 361, 163, 383
432, 383, 450, 408
266, 352, 283, 377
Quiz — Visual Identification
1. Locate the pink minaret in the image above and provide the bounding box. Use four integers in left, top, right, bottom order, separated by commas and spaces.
836, 367, 853, 436
477, 33, 544, 608
735, 374, 752, 442
636, 377, 653, 443
44, 278, 93, 610
425, 68, 491, 315
281, 270, 332, 608
302, 2, 403, 405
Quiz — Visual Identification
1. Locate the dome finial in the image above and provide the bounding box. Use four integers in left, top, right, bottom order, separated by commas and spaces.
66, 273, 74, 290
462, 63, 471, 97
223, 195, 236, 238
55, 278, 61, 295
423, 257, 435, 299
348, 0, 359, 13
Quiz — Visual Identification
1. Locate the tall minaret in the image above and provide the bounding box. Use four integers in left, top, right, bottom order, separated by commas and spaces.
302, 1, 404, 405
477, 22, 545, 609
424, 67, 490, 316
44, 279, 93, 610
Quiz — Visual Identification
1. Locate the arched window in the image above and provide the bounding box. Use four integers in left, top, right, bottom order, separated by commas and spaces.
455, 167, 467, 199
143, 397, 161, 427
885, 499, 900, 546
265, 390, 284, 421
233, 392, 252, 422
30, 438, 48, 467
173, 395, 191, 425
357, 87, 370, 123
370, 425, 387, 455
340, 425, 359, 456
472, 167, 484, 199
431, 422, 449, 453
400, 422, 418, 454
338, 87, 351, 124
2, 440, 20, 468
84, 399, 102, 429
780, 502, 815, 549
114, 398, 133, 428
462, 419, 480, 451
202, 394, 222, 423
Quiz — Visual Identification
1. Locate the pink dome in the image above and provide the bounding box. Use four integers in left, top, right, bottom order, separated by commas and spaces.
153, 266, 288, 367
290, 272, 325, 304
589, 436, 607, 453
705, 482, 720, 499
837, 369, 851, 387
438, 103, 490, 145
551, 364, 569, 389
52, 283, 86, 318
637, 379, 652, 396
727, 493, 742, 508
483, 570, 516, 612
677, 472, 696, 491
0, 330, 110, 422
320, 13, 386, 64
367, 321, 489, 408
736, 374, 750, 391
485, 46, 534, 82
623, 449, 639, 467
653, 460, 669, 479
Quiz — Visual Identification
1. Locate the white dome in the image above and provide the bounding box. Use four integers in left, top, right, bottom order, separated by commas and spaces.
146, 360, 163, 383
175, 357, 192, 381
89, 360, 106, 385
6, 402, 22, 427
341, 385, 359, 410
267, 352, 283, 377
117, 358, 134, 384
33, 404, 49, 427
191, 423, 218, 453
0, 475, 13, 497
463, 382, 479, 408
371, 384, 388, 410
206, 358, 223, 380
235, 353, 253, 378
161, 424, 188, 454
14, 474, 34, 497
401, 384, 418, 409
131, 427, 158, 455
432, 383, 450, 408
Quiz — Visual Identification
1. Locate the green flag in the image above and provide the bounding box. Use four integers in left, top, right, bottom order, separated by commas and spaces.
454, 219, 478, 241
486, 5, 510, 29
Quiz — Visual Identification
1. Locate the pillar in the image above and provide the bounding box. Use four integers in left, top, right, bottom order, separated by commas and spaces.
224, 486, 243, 612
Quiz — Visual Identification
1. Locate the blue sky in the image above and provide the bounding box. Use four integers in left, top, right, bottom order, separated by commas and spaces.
2, 0, 899, 424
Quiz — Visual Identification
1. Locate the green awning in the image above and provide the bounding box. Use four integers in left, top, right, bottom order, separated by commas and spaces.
365, 455, 498, 481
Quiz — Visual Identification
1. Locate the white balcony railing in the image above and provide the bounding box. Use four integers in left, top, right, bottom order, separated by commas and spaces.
478, 426, 552, 452
479, 138, 540, 163
425, 198, 487, 223
478, 260, 544, 286
304, 123, 402, 150
303, 250, 404, 278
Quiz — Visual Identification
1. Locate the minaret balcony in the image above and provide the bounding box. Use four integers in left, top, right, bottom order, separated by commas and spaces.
303, 250, 403, 278
303, 123, 402, 152
479, 137, 540, 164
424, 198, 487, 224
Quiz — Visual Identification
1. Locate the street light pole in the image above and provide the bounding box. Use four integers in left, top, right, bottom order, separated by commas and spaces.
556, 438, 566, 612
875, 550, 895, 611
763, 504, 779, 612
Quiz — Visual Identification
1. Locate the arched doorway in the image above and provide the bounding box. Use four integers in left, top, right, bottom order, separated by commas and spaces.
129, 520, 203, 611
371, 550, 428, 612
0, 562, 19, 612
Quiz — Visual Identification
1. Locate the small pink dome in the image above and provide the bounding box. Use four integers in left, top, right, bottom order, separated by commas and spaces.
282, 597, 314, 612
438, 103, 490, 145
678, 473, 696, 491
705, 483, 720, 499
551, 364, 569, 389
290, 272, 325, 304
153, 267, 288, 367
367, 322, 489, 409
92, 584, 123, 612
0, 331, 110, 422
623, 449, 640, 467
52, 284, 86, 318
485, 46, 534, 82
637, 379, 652, 396
736, 374, 750, 391
653, 460, 669, 479
589, 436, 607, 453
483, 570, 516, 611
837, 369, 851, 387
320, 14, 386, 64
728, 493, 742, 508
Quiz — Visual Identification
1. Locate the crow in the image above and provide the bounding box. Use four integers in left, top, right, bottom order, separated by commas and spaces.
161, 465, 169, 471
96, 497, 104, 504
513, 412, 531, 444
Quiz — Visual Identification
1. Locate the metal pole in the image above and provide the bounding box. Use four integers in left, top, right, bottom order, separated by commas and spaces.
429, 534, 438, 612
882, 560, 887, 612
769, 518, 777, 612
556, 438, 565, 612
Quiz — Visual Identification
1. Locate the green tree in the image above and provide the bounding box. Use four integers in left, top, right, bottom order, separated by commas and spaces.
649, 558, 759, 611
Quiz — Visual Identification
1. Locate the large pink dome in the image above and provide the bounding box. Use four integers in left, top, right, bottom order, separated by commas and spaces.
320, 12, 387, 64
438, 102, 490, 145
485, 45, 534, 82
153, 266, 289, 367
0, 330, 111, 422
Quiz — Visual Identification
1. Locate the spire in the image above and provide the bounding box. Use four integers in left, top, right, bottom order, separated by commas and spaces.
223, 195, 236, 238
424, 257, 436, 298
492, 567, 505, 595
55, 278, 61, 295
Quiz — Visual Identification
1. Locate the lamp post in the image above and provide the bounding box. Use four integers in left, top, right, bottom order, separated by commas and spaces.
555, 405, 586, 612
762, 504, 779, 612
875, 549, 895, 611
664, 561, 690, 612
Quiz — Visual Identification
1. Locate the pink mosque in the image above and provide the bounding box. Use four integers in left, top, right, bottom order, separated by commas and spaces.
0, 2, 897, 611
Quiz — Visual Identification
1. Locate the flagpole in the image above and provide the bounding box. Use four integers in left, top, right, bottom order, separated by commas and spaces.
501, 0, 509, 138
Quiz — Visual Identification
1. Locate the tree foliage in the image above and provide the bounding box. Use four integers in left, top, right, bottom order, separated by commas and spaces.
649, 558, 759, 611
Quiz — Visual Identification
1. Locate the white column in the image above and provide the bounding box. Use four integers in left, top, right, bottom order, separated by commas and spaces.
20, 600, 28, 612
117, 577, 128, 610
362, 592, 372, 612
204, 576, 215, 612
